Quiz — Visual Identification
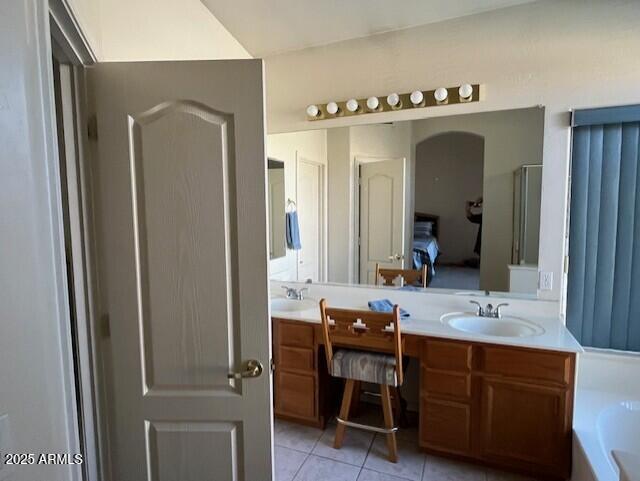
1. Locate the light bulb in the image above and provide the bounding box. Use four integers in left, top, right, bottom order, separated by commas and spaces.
410, 90, 424, 106
434, 87, 448, 103
367, 96, 380, 111
306, 104, 320, 117
459, 83, 473, 100
387, 93, 401, 108
326, 102, 339, 115
346, 99, 359, 112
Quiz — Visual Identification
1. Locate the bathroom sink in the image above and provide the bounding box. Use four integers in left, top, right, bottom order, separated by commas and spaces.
441, 313, 544, 338
271, 297, 318, 313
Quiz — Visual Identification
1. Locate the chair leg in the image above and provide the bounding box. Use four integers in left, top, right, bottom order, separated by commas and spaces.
392, 387, 403, 424
334, 378, 356, 449
349, 380, 361, 417
393, 386, 408, 428
380, 384, 398, 463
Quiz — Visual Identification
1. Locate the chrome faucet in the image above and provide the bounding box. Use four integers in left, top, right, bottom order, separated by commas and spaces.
469, 301, 509, 318
282, 286, 308, 300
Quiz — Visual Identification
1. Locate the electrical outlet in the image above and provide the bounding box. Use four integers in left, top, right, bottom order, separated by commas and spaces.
539, 271, 553, 291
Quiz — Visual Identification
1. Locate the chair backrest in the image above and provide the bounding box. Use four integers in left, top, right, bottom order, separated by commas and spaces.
319, 299, 403, 385
375, 263, 428, 288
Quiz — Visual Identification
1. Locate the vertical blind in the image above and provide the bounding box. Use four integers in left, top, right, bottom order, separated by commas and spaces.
567, 105, 640, 351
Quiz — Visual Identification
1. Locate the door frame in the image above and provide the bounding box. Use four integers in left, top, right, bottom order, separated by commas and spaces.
296, 154, 327, 282
353, 156, 407, 284
49, 2, 106, 481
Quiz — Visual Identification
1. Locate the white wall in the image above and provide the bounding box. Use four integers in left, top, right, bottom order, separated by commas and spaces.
66, 0, 102, 57
412, 108, 544, 291
0, 1, 80, 479
267, 130, 328, 281
326, 128, 352, 282
264, 0, 640, 310
67, 0, 251, 61
415, 132, 484, 265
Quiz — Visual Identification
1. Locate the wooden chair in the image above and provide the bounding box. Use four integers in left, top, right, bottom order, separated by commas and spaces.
375, 263, 429, 288
319, 299, 404, 462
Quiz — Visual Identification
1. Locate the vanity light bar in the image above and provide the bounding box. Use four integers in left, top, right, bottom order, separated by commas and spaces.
306, 84, 481, 121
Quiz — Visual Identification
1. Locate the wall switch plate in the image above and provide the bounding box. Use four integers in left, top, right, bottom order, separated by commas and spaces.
539, 271, 553, 291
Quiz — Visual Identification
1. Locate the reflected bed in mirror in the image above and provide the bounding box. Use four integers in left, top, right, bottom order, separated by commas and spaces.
267, 107, 544, 298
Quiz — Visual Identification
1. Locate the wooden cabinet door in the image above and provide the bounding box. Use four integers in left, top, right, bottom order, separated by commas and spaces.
275, 371, 316, 419
420, 397, 471, 455
480, 377, 571, 475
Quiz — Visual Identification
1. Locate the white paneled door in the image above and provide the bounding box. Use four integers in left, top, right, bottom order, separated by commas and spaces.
359, 158, 406, 284
89, 61, 272, 481
296, 157, 322, 282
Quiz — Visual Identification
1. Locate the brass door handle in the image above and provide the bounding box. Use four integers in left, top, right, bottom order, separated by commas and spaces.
228, 359, 264, 379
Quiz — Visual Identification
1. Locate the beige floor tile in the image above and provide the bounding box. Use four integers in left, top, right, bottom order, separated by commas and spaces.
275, 445, 308, 481
422, 455, 486, 481
293, 454, 361, 481
274, 419, 324, 453
363, 435, 426, 481
312, 422, 375, 466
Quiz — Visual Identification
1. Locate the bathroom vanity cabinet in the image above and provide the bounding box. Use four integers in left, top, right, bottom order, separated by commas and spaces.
420, 338, 575, 480
272, 317, 576, 480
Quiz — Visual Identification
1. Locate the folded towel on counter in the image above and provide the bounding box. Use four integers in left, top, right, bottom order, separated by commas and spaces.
285, 211, 302, 250
368, 299, 410, 318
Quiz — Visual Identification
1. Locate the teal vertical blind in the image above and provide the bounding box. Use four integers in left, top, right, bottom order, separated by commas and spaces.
568, 105, 640, 351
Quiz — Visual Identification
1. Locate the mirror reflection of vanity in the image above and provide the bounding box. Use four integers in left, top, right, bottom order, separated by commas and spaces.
267, 107, 544, 298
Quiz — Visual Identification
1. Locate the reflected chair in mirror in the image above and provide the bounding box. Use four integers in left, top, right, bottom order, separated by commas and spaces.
375, 263, 429, 288
319, 299, 404, 462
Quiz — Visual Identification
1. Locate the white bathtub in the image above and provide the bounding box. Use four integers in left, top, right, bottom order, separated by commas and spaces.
597, 401, 640, 481
573, 351, 640, 481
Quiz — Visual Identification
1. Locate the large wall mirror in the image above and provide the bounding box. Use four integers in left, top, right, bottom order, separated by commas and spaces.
267, 107, 544, 297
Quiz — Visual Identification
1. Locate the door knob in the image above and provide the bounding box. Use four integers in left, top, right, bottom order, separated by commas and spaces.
388, 253, 404, 261
228, 359, 264, 379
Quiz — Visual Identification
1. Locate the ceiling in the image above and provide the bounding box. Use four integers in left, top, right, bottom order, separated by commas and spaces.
201, 0, 536, 57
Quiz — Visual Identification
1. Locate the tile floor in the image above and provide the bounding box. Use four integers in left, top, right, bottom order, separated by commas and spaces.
274, 417, 542, 481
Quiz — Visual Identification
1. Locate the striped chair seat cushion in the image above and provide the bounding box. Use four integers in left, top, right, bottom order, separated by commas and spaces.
331, 349, 397, 386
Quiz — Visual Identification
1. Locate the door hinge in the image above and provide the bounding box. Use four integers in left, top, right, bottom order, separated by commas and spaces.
564, 255, 569, 273
270, 358, 276, 373
100, 314, 111, 338
87, 114, 98, 141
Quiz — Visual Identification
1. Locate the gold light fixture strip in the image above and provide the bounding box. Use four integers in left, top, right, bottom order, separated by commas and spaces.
306, 84, 481, 121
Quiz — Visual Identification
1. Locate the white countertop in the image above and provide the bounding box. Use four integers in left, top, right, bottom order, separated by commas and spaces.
270, 281, 583, 353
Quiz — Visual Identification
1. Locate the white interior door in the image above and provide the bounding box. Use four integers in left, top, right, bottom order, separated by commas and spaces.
89, 60, 272, 481
359, 158, 406, 284
296, 157, 322, 282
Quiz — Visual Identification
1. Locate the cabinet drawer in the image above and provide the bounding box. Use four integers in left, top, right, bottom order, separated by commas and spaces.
420, 397, 471, 455
422, 339, 472, 372
279, 321, 314, 348
422, 368, 471, 399
279, 346, 315, 372
276, 371, 316, 419
480, 346, 572, 385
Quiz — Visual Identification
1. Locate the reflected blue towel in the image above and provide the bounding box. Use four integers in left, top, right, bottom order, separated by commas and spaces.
368, 299, 410, 318
286, 211, 302, 250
